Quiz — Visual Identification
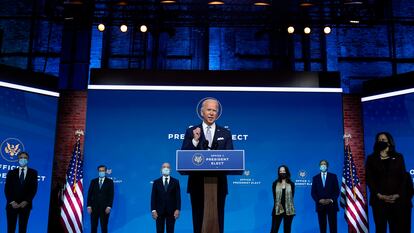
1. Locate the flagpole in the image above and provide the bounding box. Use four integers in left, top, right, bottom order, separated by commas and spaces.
344, 133, 357, 199
72, 130, 84, 193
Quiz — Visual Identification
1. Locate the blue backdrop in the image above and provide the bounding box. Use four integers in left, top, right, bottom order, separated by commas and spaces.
84, 90, 347, 233
0, 86, 58, 232
363, 92, 414, 232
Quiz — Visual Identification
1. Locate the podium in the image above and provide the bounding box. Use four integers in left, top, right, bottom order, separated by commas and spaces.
176, 150, 245, 233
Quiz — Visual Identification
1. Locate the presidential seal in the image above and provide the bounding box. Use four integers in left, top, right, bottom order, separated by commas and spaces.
192, 153, 205, 166
298, 170, 307, 179
1, 138, 25, 162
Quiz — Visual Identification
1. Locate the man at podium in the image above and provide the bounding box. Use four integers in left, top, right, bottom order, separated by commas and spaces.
181, 98, 233, 233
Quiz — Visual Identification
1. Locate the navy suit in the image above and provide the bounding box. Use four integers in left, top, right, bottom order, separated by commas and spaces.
181, 124, 233, 233
5, 167, 38, 233
151, 176, 181, 233
87, 177, 114, 233
311, 172, 340, 233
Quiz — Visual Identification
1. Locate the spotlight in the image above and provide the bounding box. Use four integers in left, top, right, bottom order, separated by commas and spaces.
344, 0, 363, 5
161, 0, 176, 3
304, 27, 311, 34
323, 26, 331, 34
287, 26, 295, 34
120, 24, 128, 33
97, 23, 105, 32
349, 20, 360, 24
300, 0, 314, 7
140, 25, 148, 33
254, 1, 271, 6
208, 1, 224, 5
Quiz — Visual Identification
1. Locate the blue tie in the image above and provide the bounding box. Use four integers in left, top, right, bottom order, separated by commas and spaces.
164, 177, 169, 191
19, 169, 25, 184
322, 173, 326, 187
99, 178, 103, 189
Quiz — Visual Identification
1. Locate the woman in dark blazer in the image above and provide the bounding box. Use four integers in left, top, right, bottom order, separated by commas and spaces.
365, 132, 407, 233
270, 165, 295, 233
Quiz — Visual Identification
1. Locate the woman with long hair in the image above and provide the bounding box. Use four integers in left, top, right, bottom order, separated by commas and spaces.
270, 165, 295, 233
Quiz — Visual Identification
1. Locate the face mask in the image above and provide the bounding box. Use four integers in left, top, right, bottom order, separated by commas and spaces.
320, 165, 327, 172
162, 168, 170, 176
376, 141, 389, 152
19, 159, 28, 167
99, 172, 106, 178
279, 173, 287, 179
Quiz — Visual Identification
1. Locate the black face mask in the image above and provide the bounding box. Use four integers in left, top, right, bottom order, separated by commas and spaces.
375, 141, 389, 152
279, 173, 287, 179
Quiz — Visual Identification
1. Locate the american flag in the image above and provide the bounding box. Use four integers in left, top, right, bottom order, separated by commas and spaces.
60, 137, 84, 233
340, 144, 369, 233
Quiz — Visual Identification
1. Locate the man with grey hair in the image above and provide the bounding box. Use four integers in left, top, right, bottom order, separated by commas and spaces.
311, 160, 340, 233
181, 97, 233, 233
151, 162, 181, 233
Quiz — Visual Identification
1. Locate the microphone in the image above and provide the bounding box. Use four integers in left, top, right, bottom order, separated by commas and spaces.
211, 141, 218, 150
202, 140, 209, 150
202, 140, 218, 150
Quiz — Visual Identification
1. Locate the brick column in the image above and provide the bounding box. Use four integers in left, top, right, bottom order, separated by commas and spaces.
47, 91, 88, 232
342, 94, 367, 233
342, 94, 366, 193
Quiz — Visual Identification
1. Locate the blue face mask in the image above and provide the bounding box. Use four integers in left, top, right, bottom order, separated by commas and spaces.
162, 168, 170, 176
320, 165, 328, 172
19, 158, 28, 167
99, 171, 106, 178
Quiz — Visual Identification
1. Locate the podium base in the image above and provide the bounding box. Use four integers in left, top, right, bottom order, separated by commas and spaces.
201, 176, 220, 233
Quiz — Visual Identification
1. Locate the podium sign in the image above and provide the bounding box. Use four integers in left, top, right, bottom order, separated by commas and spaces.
176, 150, 245, 173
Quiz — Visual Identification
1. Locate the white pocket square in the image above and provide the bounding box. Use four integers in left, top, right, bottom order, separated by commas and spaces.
217, 137, 224, 141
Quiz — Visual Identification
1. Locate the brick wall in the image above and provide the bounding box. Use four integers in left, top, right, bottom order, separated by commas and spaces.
342, 94, 367, 233
342, 94, 366, 194
48, 91, 88, 232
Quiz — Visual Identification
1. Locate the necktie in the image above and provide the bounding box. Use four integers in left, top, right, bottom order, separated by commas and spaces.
206, 126, 212, 148
19, 169, 25, 184
322, 173, 326, 187
164, 177, 169, 191
99, 178, 103, 189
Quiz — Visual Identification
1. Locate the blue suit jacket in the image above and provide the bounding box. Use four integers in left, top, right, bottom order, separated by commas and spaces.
311, 172, 340, 212
150, 176, 181, 215
181, 123, 233, 196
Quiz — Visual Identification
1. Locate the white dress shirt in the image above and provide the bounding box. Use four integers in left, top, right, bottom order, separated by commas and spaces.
192, 122, 216, 147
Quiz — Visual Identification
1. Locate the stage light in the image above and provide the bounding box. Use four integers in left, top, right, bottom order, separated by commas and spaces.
287, 26, 295, 34
323, 26, 331, 34
344, 0, 363, 5
161, 0, 176, 3
140, 25, 148, 33
300, 0, 314, 7
254, 1, 271, 6
97, 23, 105, 32
208, 1, 224, 5
304, 27, 311, 34
120, 24, 128, 32
349, 20, 360, 24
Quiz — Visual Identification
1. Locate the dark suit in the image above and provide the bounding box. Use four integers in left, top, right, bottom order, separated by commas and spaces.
366, 153, 406, 233
151, 176, 181, 233
401, 172, 413, 233
181, 124, 233, 233
4, 167, 38, 233
87, 177, 114, 233
311, 172, 340, 233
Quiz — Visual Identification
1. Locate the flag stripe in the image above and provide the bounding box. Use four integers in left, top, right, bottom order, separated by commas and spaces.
60, 138, 84, 233
340, 145, 369, 233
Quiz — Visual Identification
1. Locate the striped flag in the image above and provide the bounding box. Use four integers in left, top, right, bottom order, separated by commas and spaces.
340, 144, 369, 233
60, 137, 84, 233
